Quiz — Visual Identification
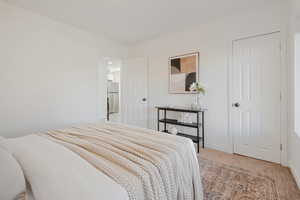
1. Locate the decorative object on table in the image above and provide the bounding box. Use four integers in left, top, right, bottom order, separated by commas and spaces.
169, 52, 199, 94
169, 126, 178, 135
190, 82, 206, 109
178, 113, 192, 123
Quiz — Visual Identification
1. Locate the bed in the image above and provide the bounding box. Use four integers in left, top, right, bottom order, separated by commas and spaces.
0, 122, 203, 200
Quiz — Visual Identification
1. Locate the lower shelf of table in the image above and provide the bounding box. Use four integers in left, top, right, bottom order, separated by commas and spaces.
162, 130, 202, 143
159, 118, 199, 128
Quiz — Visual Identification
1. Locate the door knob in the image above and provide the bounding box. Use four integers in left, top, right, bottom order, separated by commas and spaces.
142, 98, 147, 102
233, 102, 240, 107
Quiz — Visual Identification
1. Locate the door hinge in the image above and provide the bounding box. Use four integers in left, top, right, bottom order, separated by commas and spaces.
280, 144, 283, 151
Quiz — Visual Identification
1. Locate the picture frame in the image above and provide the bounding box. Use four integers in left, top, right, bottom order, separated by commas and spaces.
168, 52, 199, 94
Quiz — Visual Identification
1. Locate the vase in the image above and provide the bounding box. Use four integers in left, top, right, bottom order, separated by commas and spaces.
192, 94, 202, 110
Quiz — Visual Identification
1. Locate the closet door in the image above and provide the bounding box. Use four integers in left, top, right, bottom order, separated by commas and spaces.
231, 32, 281, 163
121, 58, 148, 128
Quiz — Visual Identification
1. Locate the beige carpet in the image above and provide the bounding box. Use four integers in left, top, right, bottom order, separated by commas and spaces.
198, 149, 300, 200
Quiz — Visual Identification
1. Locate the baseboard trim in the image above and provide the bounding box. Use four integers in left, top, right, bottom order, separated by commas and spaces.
290, 164, 300, 189
205, 143, 231, 154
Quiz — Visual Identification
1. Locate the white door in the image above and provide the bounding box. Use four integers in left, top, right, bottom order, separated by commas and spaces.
121, 58, 148, 128
231, 32, 281, 163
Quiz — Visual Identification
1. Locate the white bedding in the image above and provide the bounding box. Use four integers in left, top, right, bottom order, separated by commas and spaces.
0, 135, 128, 200
0, 147, 26, 200
0, 123, 203, 200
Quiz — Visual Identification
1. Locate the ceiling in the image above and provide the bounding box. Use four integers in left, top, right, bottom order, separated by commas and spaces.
3, 0, 283, 45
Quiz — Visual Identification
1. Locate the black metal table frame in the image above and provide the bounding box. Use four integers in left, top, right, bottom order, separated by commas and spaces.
156, 107, 205, 153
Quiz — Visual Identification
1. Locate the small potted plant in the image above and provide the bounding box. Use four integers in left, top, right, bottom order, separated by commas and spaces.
189, 82, 206, 109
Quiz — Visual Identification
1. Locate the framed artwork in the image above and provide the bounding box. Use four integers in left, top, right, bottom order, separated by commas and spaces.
168, 52, 199, 94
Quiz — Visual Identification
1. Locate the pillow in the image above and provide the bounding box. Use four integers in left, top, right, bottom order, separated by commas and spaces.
0, 136, 5, 140
1, 135, 128, 200
0, 146, 26, 200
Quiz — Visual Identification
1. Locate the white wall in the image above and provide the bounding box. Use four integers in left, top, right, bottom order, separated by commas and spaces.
288, 0, 300, 188
129, 3, 288, 154
0, 2, 127, 138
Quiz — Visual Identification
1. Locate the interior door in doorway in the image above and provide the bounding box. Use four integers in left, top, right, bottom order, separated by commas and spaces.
231, 32, 281, 163
121, 58, 148, 128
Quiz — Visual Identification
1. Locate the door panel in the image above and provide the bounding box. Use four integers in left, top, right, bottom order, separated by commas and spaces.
232, 33, 281, 163
121, 58, 148, 128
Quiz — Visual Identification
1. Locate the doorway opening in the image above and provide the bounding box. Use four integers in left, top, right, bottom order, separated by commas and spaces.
106, 59, 121, 123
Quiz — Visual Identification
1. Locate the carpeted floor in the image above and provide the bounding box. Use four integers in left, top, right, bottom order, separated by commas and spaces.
198, 149, 300, 200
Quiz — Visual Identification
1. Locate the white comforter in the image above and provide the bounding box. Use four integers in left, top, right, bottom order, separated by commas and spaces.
0, 123, 203, 200
0, 134, 129, 200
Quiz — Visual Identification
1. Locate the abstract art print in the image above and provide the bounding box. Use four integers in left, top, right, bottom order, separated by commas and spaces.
169, 52, 199, 94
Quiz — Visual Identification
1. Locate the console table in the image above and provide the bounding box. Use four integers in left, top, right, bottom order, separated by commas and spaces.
156, 106, 206, 153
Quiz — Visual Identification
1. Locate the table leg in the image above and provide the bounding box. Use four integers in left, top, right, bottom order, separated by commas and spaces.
164, 109, 167, 132
197, 112, 200, 153
202, 112, 205, 148
157, 109, 160, 131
